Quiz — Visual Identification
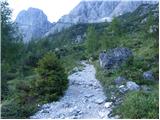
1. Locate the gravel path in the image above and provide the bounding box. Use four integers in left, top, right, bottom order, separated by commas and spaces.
30, 62, 113, 119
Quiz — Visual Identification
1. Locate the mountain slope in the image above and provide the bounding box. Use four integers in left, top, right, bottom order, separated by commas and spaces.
46, 0, 158, 36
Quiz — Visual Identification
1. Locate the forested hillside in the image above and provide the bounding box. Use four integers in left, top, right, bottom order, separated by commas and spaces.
1, 1, 159, 119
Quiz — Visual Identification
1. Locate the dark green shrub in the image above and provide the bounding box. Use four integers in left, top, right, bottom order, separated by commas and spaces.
1, 79, 38, 119
80, 53, 88, 60
1, 99, 37, 119
35, 52, 68, 103
113, 91, 159, 119
119, 57, 156, 85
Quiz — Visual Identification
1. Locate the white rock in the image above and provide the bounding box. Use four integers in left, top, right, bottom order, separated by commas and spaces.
114, 115, 120, 119
119, 85, 125, 88
104, 102, 112, 108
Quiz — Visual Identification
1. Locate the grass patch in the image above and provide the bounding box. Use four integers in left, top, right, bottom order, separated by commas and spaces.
113, 90, 159, 119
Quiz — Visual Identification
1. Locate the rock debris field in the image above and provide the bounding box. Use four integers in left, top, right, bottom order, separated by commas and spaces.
31, 62, 113, 119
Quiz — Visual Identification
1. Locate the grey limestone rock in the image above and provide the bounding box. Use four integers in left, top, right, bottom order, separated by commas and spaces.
99, 48, 133, 70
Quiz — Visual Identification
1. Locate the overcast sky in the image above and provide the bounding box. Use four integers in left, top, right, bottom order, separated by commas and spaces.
8, 0, 81, 22
7, 0, 158, 23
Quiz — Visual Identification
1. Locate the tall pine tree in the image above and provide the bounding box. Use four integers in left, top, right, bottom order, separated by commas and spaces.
1, 1, 24, 99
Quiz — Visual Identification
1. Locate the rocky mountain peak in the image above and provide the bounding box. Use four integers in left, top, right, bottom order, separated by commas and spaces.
15, 7, 53, 42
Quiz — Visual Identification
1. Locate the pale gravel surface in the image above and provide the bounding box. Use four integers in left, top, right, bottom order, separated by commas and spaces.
30, 61, 113, 119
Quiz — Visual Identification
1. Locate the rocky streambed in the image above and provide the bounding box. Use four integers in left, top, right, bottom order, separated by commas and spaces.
30, 61, 113, 119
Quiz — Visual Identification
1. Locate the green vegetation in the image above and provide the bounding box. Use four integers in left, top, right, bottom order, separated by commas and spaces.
85, 26, 99, 54
113, 91, 159, 119
35, 52, 68, 103
1, 2, 158, 119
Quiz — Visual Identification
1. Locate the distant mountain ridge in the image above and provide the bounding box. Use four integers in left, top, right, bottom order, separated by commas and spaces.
46, 0, 158, 36
15, 0, 158, 41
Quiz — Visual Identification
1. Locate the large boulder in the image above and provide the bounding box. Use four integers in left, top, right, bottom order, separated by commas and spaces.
99, 48, 133, 69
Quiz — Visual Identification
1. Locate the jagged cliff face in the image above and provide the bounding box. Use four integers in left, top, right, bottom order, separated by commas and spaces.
15, 8, 53, 42
110, 0, 158, 17
46, 0, 158, 36
68, 0, 157, 23
59, 1, 120, 23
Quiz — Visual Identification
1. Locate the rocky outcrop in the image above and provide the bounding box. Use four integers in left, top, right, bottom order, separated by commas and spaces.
15, 8, 53, 42
99, 48, 132, 70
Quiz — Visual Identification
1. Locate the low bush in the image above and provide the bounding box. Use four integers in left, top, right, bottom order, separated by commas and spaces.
113, 91, 159, 119
1, 80, 38, 119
